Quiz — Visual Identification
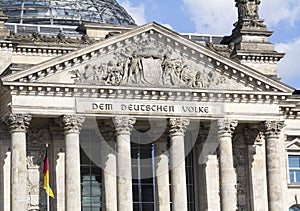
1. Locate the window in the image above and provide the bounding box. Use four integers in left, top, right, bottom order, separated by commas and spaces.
80, 130, 103, 211
131, 143, 156, 211
288, 155, 300, 183
186, 150, 195, 211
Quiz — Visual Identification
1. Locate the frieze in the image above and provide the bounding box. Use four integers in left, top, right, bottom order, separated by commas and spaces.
71, 36, 228, 89
8, 31, 94, 45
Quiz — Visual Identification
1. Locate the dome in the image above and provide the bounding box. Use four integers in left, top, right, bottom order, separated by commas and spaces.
0, 0, 136, 26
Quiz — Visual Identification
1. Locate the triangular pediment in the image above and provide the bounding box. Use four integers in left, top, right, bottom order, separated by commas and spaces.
1, 22, 294, 93
286, 138, 300, 151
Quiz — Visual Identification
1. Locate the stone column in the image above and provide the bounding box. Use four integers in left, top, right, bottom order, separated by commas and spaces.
168, 118, 189, 211
113, 116, 136, 211
62, 115, 85, 211
154, 135, 170, 211
264, 121, 285, 211
7, 113, 32, 211
217, 119, 238, 211
99, 121, 117, 211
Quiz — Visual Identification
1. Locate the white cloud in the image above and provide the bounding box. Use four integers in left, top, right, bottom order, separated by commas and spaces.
261, 0, 300, 27
182, 0, 300, 35
276, 38, 300, 88
119, 0, 147, 25
182, 0, 236, 35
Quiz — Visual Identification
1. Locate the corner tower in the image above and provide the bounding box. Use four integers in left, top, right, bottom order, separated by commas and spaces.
222, 0, 284, 79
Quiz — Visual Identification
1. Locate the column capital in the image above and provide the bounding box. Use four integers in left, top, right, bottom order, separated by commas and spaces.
263, 120, 285, 138
62, 115, 85, 134
7, 113, 32, 132
217, 119, 238, 138
168, 118, 190, 137
113, 116, 136, 135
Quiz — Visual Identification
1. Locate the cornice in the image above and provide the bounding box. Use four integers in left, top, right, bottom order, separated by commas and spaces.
0, 40, 79, 56
2, 81, 292, 104
280, 106, 300, 119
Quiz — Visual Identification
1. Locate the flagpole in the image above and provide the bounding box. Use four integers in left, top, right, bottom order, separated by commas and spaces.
46, 143, 50, 211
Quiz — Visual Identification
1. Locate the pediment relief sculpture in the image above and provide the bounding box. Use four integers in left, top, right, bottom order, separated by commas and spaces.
70, 37, 245, 90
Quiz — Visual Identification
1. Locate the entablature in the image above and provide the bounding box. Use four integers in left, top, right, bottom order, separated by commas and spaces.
2, 81, 291, 104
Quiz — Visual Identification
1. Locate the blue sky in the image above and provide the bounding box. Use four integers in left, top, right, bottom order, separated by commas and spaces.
119, 0, 300, 89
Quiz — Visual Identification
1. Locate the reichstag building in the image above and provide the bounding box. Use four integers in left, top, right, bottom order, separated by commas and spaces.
0, 0, 299, 210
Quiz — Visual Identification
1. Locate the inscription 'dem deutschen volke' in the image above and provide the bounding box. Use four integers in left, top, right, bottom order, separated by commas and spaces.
91, 103, 210, 114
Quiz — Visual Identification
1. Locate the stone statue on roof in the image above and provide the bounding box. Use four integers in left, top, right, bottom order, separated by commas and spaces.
235, 0, 261, 20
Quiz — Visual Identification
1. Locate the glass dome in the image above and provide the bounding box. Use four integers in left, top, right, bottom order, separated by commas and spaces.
0, 0, 136, 26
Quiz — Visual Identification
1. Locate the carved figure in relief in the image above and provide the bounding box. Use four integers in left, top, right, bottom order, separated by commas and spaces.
71, 37, 227, 88
126, 52, 149, 84
104, 62, 123, 85
161, 54, 183, 86
181, 65, 198, 87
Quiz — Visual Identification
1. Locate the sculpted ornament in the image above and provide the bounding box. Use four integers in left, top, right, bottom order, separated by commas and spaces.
62, 115, 85, 133
113, 116, 136, 135
7, 113, 32, 132
71, 36, 226, 88
217, 119, 238, 137
168, 118, 190, 136
235, 0, 261, 20
264, 121, 285, 138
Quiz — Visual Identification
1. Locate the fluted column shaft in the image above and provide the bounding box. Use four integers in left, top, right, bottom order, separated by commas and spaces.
154, 136, 170, 211
217, 119, 238, 211
8, 114, 32, 211
264, 121, 285, 211
114, 116, 136, 211
62, 115, 85, 211
168, 118, 189, 211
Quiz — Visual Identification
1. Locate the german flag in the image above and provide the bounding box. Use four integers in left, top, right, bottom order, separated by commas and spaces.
43, 149, 54, 198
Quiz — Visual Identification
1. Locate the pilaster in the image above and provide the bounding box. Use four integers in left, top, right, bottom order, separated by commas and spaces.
245, 125, 269, 211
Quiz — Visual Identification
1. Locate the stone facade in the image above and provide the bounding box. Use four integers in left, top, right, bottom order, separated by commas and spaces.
0, 1, 300, 211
